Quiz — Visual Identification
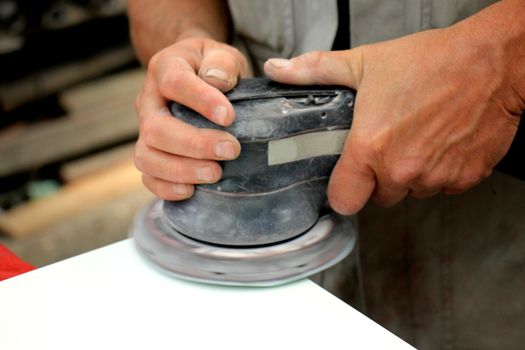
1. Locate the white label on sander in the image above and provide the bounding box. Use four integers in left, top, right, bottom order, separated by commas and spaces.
267, 129, 350, 166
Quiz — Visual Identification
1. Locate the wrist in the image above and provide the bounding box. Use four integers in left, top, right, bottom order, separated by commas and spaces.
131, 24, 219, 65
456, 0, 525, 112
175, 28, 217, 43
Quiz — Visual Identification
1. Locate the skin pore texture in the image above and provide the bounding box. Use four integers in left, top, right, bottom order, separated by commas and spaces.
128, 0, 525, 215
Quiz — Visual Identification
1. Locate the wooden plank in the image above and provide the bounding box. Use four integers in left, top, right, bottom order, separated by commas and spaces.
0, 45, 136, 112
0, 158, 144, 238
59, 67, 144, 116
0, 188, 154, 267
0, 68, 144, 177
60, 143, 135, 182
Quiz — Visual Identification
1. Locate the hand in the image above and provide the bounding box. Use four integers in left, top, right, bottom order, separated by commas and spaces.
134, 38, 250, 200
264, 24, 523, 215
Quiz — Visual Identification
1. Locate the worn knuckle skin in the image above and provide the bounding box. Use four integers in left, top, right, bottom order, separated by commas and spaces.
228, 45, 244, 60
158, 68, 187, 96
189, 133, 206, 159
303, 51, 324, 66
419, 171, 448, 189
454, 170, 483, 192
350, 133, 378, 162
147, 52, 166, 81
388, 163, 421, 187
140, 116, 161, 147
233, 47, 248, 66
147, 52, 160, 72
165, 160, 184, 181
229, 47, 249, 75
193, 129, 225, 159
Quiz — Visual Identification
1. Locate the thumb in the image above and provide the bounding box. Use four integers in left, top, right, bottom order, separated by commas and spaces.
327, 139, 376, 215
264, 49, 364, 88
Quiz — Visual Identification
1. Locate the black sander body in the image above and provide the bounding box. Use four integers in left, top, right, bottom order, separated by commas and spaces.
130, 78, 358, 286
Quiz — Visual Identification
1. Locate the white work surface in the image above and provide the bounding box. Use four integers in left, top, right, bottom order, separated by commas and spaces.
0, 239, 414, 350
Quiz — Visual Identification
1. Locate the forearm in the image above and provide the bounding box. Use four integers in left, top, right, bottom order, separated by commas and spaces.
127, 0, 231, 64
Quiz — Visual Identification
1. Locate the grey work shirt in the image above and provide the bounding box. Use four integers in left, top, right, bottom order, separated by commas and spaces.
228, 1, 525, 349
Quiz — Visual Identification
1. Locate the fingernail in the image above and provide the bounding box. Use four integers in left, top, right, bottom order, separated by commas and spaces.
215, 141, 236, 159
212, 105, 229, 125
172, 184, 189, 196
268, 58, 291, 69
197, 166, 215, 182
205, 68, 229, 83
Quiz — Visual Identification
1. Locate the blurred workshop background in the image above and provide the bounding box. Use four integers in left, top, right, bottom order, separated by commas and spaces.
0, 0, 152, 266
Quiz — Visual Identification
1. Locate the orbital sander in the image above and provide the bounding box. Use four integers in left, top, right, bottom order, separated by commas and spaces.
130, 78, 357, 286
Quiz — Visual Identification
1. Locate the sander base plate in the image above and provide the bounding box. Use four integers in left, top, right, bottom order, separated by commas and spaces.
130, 200, 356, 287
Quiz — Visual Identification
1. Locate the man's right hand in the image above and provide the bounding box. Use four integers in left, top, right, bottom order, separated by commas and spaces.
134, 38, 249, 200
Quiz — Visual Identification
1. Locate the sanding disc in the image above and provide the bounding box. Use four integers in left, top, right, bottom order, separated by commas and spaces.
130, 200, 356, 287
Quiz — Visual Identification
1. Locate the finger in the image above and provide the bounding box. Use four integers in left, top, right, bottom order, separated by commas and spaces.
408, 170, 450, 199
264, 49, 364, 88
371, 181, 409, 207
443, 167, 488, 195
410, 153, 463, 198
140, 114, 240, 160
151, 51, 235, 126
409, 188, 441, 199
198, 48, 248, 92
136, 74, 173, 126
141, 174, 194, 201
327, 140, 376, 215
134, 142, 222, 184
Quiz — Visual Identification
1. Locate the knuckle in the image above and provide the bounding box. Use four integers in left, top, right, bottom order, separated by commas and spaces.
157, 61, 191, 95
230, 47, 248, 67
371, 192, 390, 207
133, 141, 147, 172
388, 163, 421, 186
140, 117, 159, 146
355, 130, 385, 161
148, 51, 167, 76
189, 134, 205, 158
477, 159, 494, 179
166, 161, 184, 181
158, 71, 179, 95
191, 129, 219, 159
420, 172, 448, 189
304, 51, 324, 66
228, 46, 243, 58
148, 52, 160, 71
456, 171, 482, 190
350, 134, 379, 163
